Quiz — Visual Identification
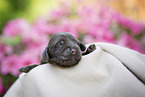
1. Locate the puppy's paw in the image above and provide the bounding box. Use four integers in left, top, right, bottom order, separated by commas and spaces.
82, 44, 96, 55
18, 64, 38, 73
87, 44, 96, 53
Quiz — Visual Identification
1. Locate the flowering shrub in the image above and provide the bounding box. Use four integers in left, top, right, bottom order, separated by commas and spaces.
0, 4, 145, 95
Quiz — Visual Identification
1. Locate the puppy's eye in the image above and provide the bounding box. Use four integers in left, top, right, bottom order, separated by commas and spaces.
60, 41, 64, 45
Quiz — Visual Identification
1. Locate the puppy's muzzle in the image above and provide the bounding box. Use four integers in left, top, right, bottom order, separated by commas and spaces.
71, 49, 77, 55
64, 47, 77, 56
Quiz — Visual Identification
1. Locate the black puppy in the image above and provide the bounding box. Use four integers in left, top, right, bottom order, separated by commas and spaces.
19, 32, 96, 73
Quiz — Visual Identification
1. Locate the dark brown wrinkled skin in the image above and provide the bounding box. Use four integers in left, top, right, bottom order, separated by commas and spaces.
19, 32, 96, 73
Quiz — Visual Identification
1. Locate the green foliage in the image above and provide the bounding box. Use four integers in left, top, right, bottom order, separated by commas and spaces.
0, 0, 57, 34
0, 0, 30, 34
0, 36, 21, 45
2, 74, 17, 90
7, 0, 30, 12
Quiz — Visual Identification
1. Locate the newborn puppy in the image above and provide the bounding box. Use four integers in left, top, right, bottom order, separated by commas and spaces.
19, 32, 96, 73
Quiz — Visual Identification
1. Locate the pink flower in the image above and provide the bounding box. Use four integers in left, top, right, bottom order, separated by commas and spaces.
59, 21, 78, 37
2, 19, 30, 37
141, 36, 145, 53
121, 18, 143, 35
33, 18, 61, 35
129, 22, 143, 35
0, 44, 13, 61
77, 6, 97, 19
19, 52, 40, 67
22, 29, 48, 47
1, 53, 40, 76
117, 33, 143, 53
0, 44, 5, 61
141, 35, 145, 43
116, 32, 128, 47
50, 9, 68, 19
83, 35, 96, 44
33, 19, 50, 34
85, 22, 114, 43
113, 13, 144, 35
1, 55, 20, 76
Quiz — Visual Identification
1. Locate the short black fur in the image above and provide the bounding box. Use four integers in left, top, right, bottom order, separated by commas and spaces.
19, 32, 96, 73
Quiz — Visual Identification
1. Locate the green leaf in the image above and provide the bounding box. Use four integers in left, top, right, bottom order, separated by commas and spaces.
1, 36, 21, 45
1, 74, 17, 90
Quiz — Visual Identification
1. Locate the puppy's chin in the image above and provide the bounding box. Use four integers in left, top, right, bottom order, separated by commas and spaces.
49, 54, 81, 67
57, 56, 81, 67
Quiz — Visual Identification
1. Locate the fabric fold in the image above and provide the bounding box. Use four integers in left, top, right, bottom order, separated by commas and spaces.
95, 42, 145, 84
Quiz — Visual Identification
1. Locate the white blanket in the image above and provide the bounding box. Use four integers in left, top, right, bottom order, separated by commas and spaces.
4, 42, 145, 97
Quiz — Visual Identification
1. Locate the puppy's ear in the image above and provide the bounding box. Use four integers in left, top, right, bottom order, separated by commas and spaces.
41, 47, 49, 64
78, 42, 86, 51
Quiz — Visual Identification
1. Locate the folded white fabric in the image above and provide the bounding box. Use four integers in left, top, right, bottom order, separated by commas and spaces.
4, 42, 145, 97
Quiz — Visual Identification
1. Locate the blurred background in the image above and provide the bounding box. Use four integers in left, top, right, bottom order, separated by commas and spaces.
0, 0, 145, 96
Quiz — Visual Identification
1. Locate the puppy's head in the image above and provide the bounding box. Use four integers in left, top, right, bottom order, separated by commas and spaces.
41, 32, 86, 67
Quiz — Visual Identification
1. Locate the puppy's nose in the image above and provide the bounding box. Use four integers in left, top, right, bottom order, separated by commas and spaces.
71, 49, 77, 55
